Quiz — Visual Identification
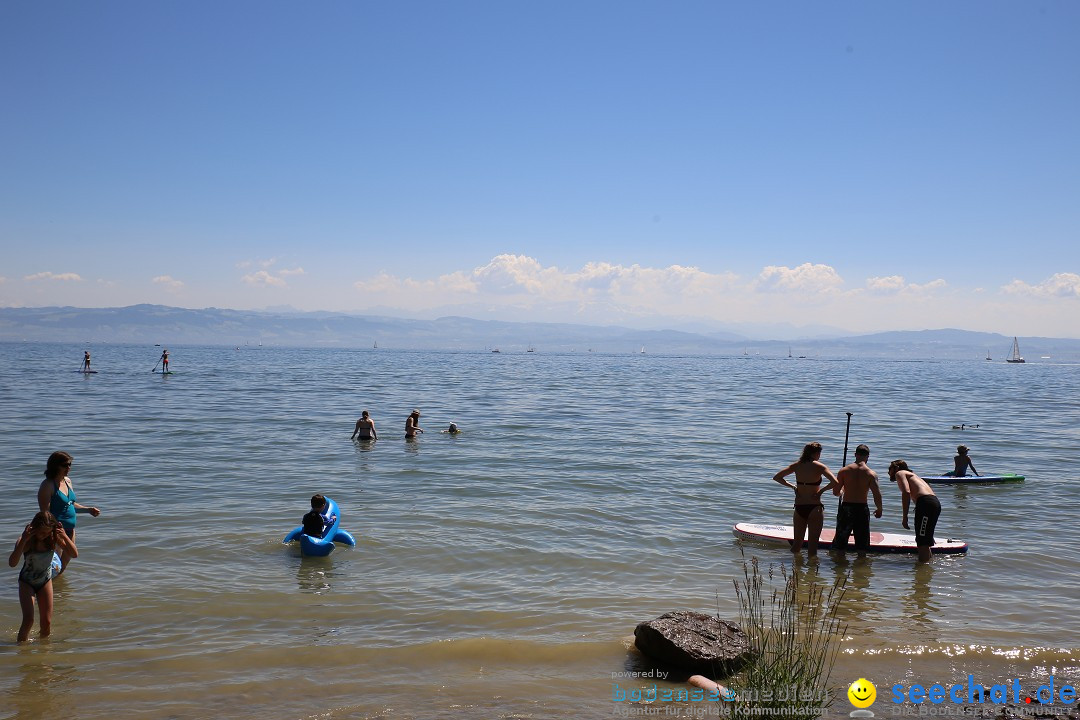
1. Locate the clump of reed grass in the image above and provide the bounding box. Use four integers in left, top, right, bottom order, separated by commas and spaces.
721, 556, 848, 720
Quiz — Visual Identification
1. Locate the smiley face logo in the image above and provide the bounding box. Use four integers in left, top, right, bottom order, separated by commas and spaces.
848, 678, 876, 708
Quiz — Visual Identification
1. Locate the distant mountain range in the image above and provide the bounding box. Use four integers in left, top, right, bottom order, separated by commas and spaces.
1, 304, 1077, 361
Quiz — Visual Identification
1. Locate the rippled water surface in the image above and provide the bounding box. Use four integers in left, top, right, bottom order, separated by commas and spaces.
1, 343, 1078, 718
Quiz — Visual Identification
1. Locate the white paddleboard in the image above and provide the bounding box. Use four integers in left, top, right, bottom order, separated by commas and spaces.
733, 522, 968, 554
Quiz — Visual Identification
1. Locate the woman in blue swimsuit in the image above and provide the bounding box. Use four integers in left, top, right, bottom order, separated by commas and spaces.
8, 511, 78, 642
37, 451, 100, 571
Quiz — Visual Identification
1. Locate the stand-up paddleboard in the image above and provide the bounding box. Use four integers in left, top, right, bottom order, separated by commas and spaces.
75, 370, 98, 374
922, 473, 1024, 485
283, 497, 357, 557
733, 523, 968, 554
152, 370, 174, 374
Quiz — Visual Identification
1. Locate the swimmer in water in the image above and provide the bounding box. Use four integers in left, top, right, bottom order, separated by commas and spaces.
405, 410, 424, 438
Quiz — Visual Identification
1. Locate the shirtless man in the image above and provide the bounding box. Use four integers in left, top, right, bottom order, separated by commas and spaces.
405, 409, 424, 439
82, 350, 91, 371
831, 444, 883, 555
888, 460, 941, 563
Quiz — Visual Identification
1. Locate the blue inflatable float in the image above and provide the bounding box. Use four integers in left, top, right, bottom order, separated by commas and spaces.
282, 496, 356, 556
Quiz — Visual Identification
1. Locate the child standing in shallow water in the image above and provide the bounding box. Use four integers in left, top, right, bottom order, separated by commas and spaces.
9, 511, 78, 642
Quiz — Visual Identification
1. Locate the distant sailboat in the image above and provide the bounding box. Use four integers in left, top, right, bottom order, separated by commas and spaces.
1006, 337, 1025, 364
640, 346, 645, 354
373, 340, 378, 349
788, 346, 793, 359
985, 349, 991, 361
527, 345, 535, 353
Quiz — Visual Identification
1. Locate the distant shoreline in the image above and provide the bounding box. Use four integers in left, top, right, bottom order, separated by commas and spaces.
2, 305, 1078, 360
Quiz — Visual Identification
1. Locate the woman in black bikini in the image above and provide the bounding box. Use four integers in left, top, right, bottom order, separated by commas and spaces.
351, 410, 377, 441
773, 442, 838, 558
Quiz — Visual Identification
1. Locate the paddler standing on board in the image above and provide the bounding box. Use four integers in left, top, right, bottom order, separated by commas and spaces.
831, 444, 883, 556
82, 350, 91, 371
160, 348, 169, 372
888, 460, 941, 563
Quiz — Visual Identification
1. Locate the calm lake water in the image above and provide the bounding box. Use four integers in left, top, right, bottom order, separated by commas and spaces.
1, 342, 1078, 719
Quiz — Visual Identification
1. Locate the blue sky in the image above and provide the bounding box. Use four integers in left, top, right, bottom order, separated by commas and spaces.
2, 1, 1078, 336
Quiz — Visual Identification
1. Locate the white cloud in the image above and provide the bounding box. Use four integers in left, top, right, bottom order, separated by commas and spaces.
242, 270, 287, 287
472, 254, 555, 295
344, 255, 1080, 336
866, 275, 907, 293
238, 259, 303, 288
236, 258, 279, 270
1002, 273, 1080, 298
755, 263, 844, 293
24, 271, 83, 282
355, 254, 740, 320
464, 254, 738, 303
865, 276, 947, 294
152, 275, 185, 292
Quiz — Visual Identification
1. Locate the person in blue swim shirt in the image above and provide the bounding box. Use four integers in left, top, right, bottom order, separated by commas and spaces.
302, 494, 337, 538
37, 451, 99, 572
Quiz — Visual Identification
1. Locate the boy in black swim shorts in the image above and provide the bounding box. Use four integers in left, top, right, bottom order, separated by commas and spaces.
914, 494, 941, 548
888, 459, 941, 563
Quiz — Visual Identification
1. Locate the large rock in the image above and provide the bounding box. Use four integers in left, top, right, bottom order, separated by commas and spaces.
633, 611, 752, 678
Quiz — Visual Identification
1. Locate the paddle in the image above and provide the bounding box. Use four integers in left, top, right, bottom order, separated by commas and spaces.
842, 412, 853, 466
837, 412, 853, 511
